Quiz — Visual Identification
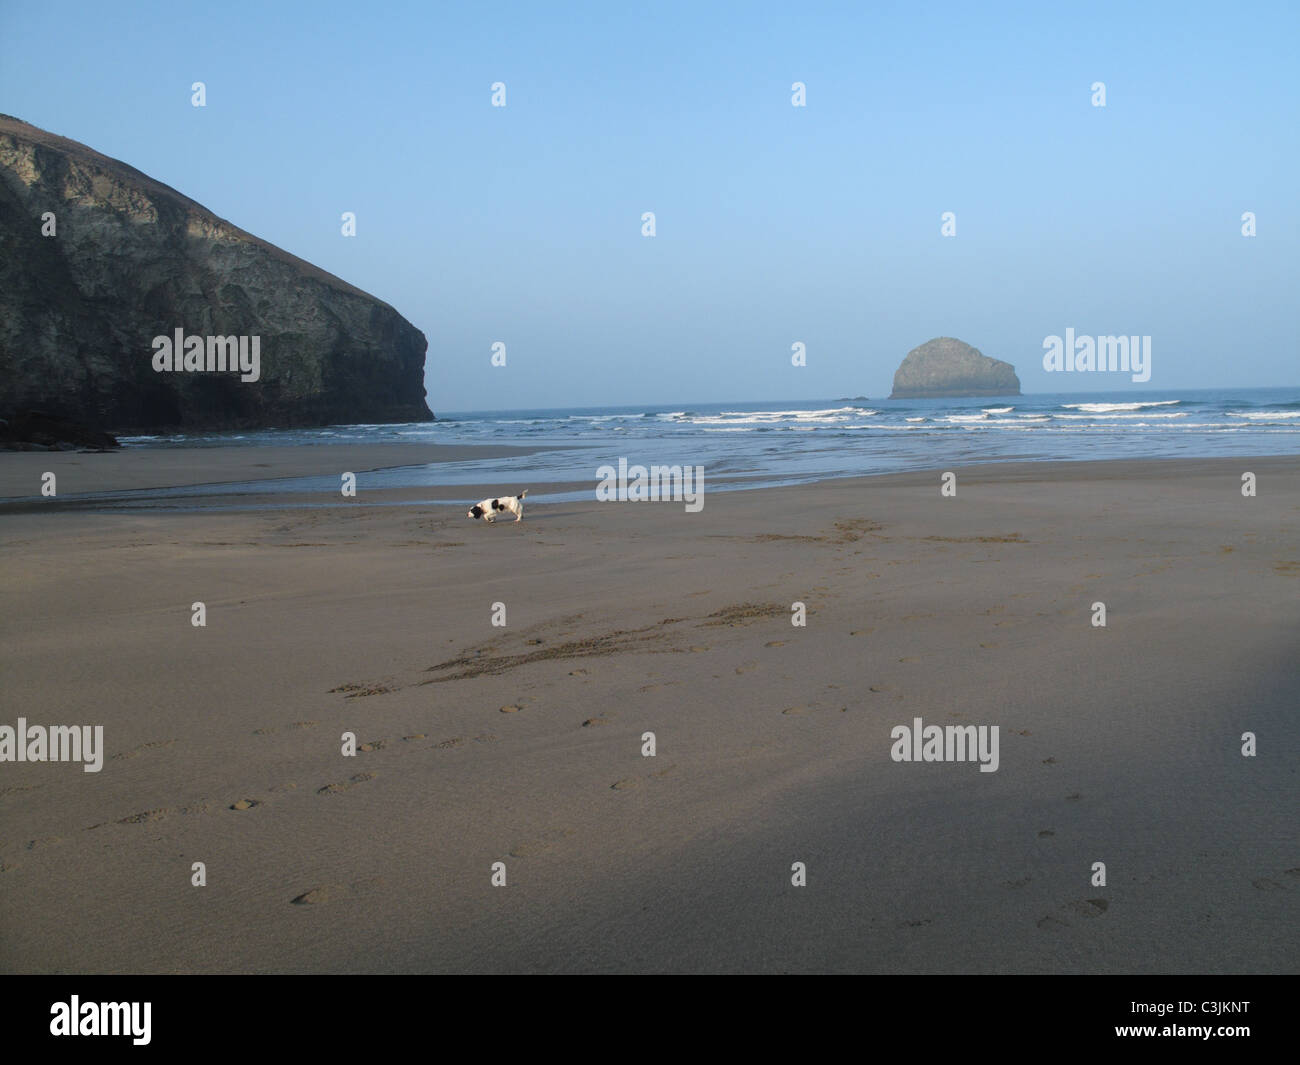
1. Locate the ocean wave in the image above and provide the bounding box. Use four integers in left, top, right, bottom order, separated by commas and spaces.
982, 406, 1014, 414
686, 412, 869, 428
1061, 400, 1181, 412
1053, 411, 1187, 419
691, 407, 868, 421
840, 423, 926, 430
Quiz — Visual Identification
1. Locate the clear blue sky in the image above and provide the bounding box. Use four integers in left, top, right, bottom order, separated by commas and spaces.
2, 1, 1296, 410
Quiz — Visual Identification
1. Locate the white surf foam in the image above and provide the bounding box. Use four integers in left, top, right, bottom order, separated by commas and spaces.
1061, 400, 1181, 412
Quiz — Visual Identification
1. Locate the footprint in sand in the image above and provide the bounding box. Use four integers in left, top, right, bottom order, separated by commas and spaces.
765, 640, 786, 647
117, 809, 169, 825
582, 717, 611, 727
1252, 877, 1288, 891
782, 705, 813, 716
850, 629, 873, 637
317, 773, 374, 795
508, 828, 576, 857
735, 663, 759, 674
1004, 877, 1032, 888
358, 740, 387, 751
569, 668, 589, 677
26, 836, 64, 850
229, 799, 261, 811
1038, 829, 1055, 838
403, 734, 427, 742
499, 705, 522, 714
1038, 898, 1108, 929
111, 739, 177, 760
434, 737, 465, 749
898, 656, 920, 663
290, 876, 387, 906
610, 765, 676, 789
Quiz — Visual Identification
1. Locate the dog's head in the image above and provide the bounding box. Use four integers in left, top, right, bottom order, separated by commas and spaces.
468, 504, 485, 519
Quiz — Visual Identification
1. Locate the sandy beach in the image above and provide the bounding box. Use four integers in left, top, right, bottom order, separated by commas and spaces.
1, 449, 1296, 973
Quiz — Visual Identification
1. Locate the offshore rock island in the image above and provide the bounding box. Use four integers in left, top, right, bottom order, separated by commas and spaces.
0, 115, 432, 434
889, 337, 1021, 399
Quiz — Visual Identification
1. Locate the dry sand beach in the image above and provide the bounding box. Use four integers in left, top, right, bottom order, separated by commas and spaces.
1, 448, 1297, 973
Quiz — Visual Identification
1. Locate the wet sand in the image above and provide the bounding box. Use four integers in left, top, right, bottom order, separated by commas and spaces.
1, 453, 1296, 972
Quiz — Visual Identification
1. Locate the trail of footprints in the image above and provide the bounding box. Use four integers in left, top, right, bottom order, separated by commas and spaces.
6, 720, 507, 857
9, 515, 1282, 948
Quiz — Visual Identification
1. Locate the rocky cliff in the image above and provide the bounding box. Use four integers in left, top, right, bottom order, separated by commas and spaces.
889, 337, 1020, 399
0, 115, 432, 432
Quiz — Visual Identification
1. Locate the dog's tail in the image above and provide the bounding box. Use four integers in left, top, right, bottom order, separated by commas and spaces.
518, 489, 528, 499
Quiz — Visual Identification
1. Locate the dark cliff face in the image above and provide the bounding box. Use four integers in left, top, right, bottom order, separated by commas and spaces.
0, 115, 432, 432
889, 337, 1020, 399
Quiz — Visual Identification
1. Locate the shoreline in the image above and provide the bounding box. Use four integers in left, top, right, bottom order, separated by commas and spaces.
1, 445, 1295, 512
0, 442, 577, 502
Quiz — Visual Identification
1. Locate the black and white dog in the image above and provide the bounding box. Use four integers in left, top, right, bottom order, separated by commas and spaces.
467, 490, 528, 523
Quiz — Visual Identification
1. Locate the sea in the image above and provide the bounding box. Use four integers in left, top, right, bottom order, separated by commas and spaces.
110, 387, 1300, 507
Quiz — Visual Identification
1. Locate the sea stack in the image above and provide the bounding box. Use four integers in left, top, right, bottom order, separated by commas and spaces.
0, 114, 432, 433
889, 337, 1020, 399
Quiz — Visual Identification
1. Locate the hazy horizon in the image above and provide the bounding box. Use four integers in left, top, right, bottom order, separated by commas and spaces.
2, 1, 1296, 410
430, 383, 1297, 418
